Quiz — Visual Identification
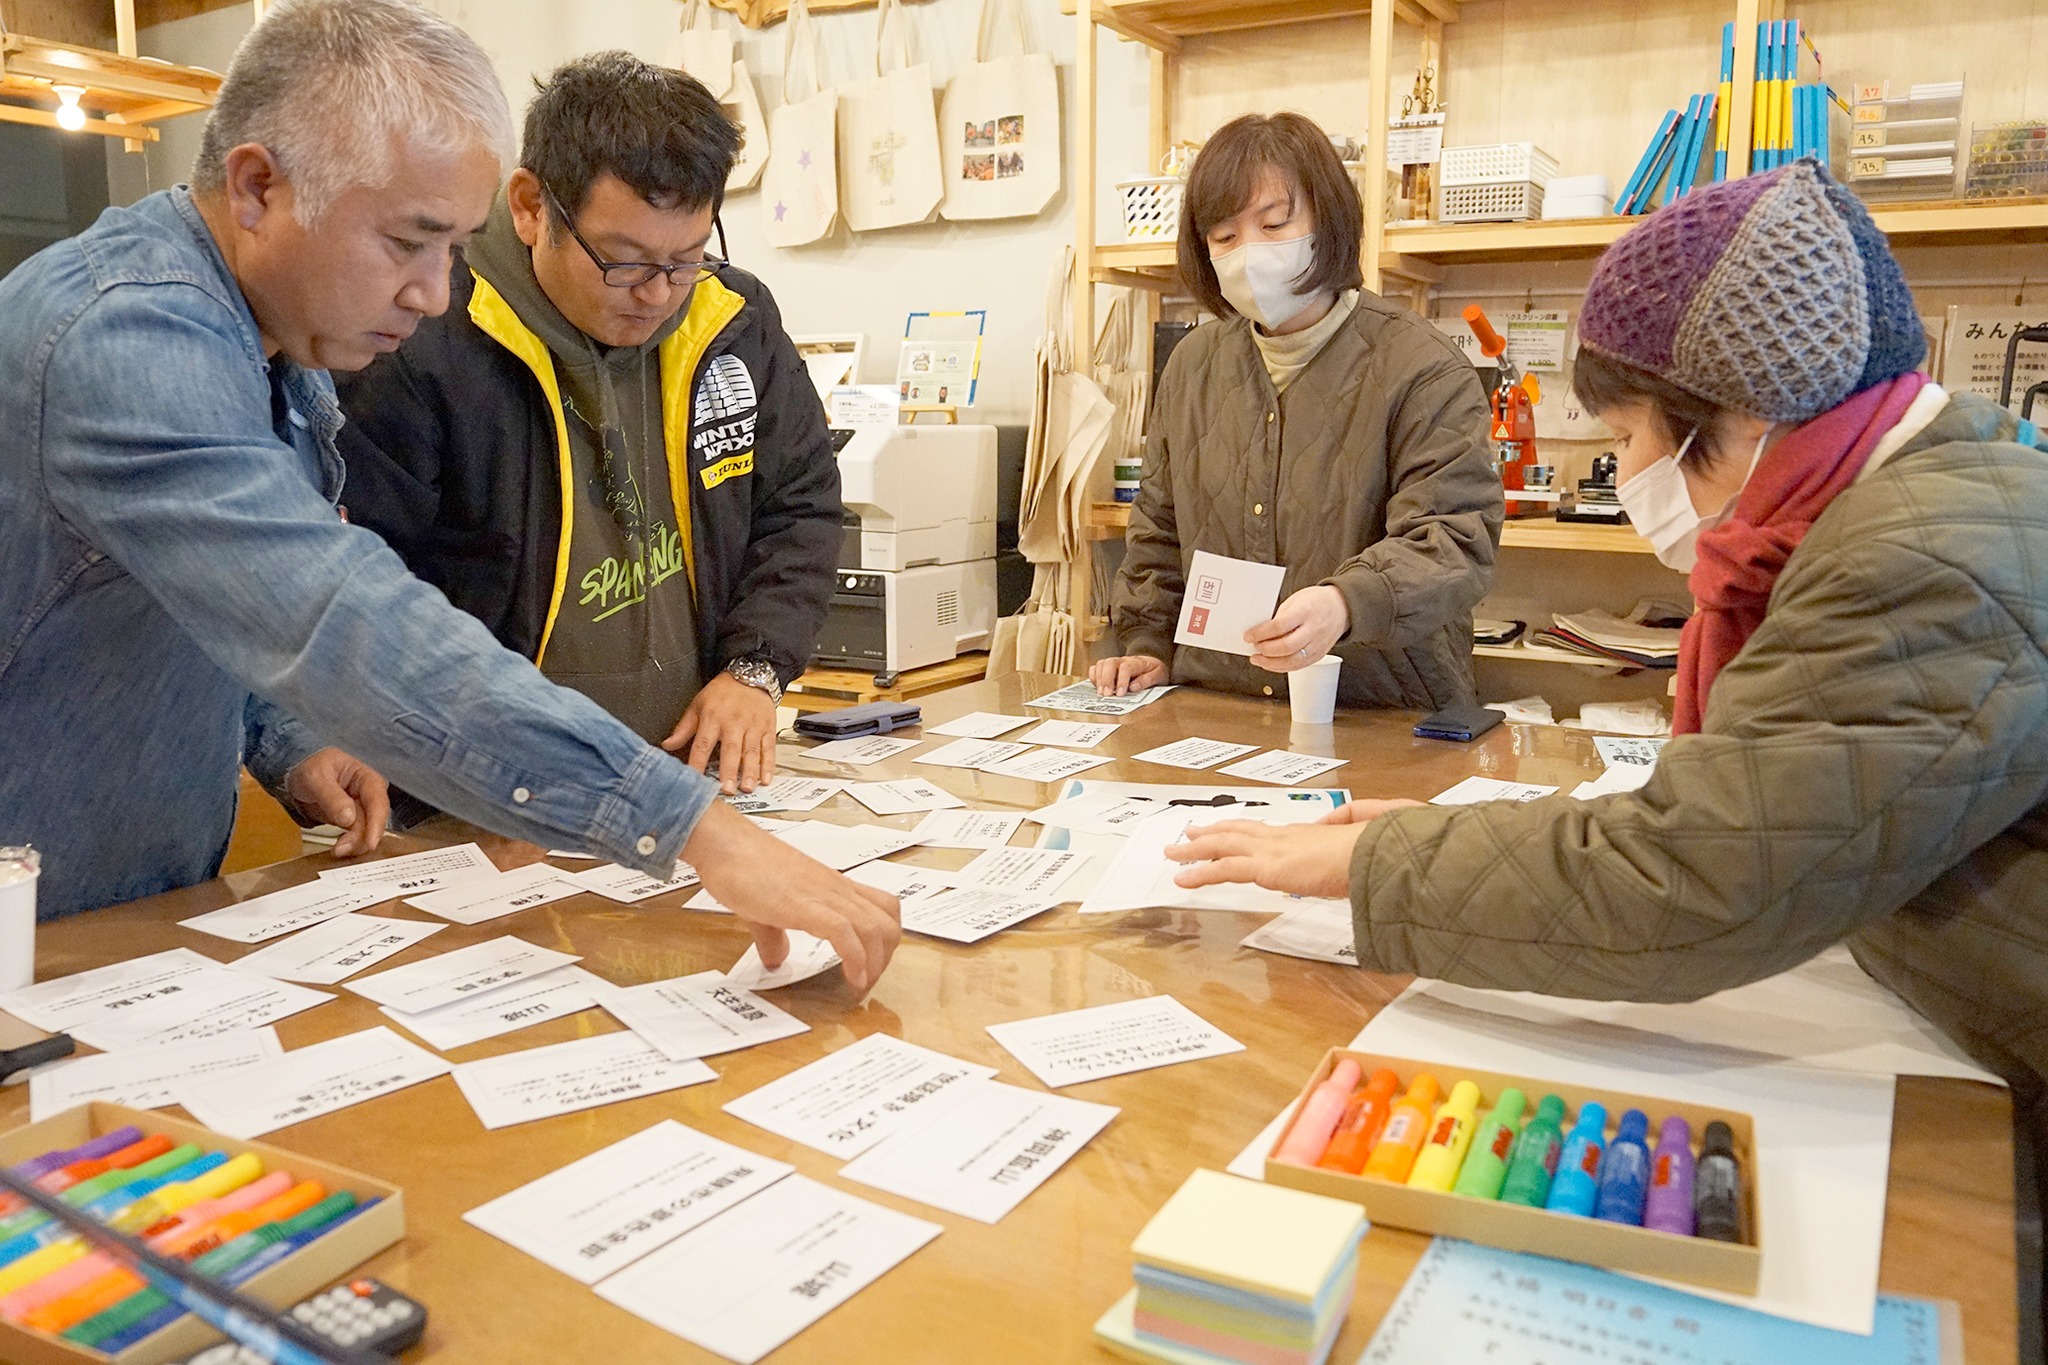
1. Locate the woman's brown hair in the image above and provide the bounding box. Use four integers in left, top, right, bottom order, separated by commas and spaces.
1571, 347, 1732, 471
1175, 113, 1364, 320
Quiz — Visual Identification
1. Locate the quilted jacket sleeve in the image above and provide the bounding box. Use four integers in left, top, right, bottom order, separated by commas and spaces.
1323, 355, 1499, 650
1112, 373, 1185, 664
1345, 489, 2048, 1003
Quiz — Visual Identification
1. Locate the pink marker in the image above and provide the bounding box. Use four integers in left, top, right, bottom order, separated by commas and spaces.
1276, 1059, 1364, 1165
146, 1170, 295, 1245
0, 1250, 117, 1322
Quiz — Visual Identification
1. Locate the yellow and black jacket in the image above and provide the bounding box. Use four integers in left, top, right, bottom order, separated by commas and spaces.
333, 261, 839, 687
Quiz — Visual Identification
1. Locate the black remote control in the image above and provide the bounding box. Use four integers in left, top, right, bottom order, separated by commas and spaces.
164, 1277, 426, 1363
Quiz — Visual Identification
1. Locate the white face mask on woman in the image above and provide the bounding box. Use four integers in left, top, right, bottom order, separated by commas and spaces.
1615, 426, 1773, 573
1211, 234, 1323, 330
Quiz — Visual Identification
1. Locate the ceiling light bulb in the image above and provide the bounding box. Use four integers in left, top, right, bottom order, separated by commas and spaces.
54, 86, 86, 132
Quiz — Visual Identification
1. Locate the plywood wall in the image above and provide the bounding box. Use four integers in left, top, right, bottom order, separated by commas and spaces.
2, 0, 116, 47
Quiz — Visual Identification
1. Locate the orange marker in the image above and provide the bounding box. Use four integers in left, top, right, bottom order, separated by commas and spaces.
155, 1180, 326, 1261
1317, 1069, 1401, 1173
22, 1266, 144, 1335
1362, 1073, 1441, 1183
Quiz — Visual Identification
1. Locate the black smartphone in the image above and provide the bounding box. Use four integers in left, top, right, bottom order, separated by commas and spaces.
1413, 703, 1505, 742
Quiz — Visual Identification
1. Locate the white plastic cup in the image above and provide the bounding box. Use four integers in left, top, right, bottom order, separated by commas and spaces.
0, 847, 37, 993
1287, 655, 1344, 725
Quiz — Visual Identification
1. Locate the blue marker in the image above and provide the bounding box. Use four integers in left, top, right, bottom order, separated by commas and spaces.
1544, 1102, 1608, 1217
1593, 1109, 1651, 1225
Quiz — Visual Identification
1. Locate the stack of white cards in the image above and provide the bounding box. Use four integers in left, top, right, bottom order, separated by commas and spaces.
0, 948, 331, 1051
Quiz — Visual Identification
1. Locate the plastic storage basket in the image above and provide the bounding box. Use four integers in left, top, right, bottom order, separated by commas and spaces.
1118, 177, 1184, 240
1442, 181, 1546, 222
1440, 143, 1560, 188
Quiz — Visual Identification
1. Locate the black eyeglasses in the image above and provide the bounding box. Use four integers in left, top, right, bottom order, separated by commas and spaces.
544, 183, 729, 289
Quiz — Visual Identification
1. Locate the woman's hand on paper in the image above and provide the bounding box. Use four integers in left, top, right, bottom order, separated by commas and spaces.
1245, 585, 1349, 672
1168, 800, 1420, 898
1088, 654, 1169, 696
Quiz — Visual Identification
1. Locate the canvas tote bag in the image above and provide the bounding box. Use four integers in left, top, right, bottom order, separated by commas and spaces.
938, 0, 1060, 221
723, 56, 771, 192
761, 0, 840, 247
667, 0, 733, 99
835, 0, 944, 232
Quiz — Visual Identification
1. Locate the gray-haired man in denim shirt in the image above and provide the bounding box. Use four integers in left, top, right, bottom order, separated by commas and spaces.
0, 0, 899, 990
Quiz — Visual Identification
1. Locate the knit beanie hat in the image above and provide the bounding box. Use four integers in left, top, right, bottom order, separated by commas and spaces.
1577, 159, 1925, 424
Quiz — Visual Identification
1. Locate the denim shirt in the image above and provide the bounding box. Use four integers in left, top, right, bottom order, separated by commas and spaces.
0, 189, 715, 918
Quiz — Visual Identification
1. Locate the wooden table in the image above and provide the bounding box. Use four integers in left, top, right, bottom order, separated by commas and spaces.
5, 675, 2017, 1364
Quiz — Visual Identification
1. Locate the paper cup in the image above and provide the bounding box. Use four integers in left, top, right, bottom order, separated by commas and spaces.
1287, 655, 1343, 725
0, 847, 37, 993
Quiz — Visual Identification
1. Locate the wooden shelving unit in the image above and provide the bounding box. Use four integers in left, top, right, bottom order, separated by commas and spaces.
1472, 642, 1634, 670
0, 0, 239, 148
1498, 517, 1654, 555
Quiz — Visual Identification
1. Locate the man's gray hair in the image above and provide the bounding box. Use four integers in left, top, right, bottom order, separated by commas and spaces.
191, 0, 513, 224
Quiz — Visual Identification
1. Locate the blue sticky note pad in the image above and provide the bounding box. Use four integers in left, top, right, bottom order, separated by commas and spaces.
1359, 1240, 1946, 1365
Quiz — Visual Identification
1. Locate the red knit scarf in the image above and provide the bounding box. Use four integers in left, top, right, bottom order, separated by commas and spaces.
1675, 372, 1930, 733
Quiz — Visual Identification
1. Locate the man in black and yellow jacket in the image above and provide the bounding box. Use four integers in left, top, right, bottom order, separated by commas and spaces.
336, 51, 835, 795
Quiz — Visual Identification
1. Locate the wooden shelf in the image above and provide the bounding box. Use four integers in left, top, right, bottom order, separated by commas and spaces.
1384, 199, 2048, 266
1473, 642, 1627, 670
1499, 517, 1656, 555
0, 33, 220, 141
1058, 0, 1455, 49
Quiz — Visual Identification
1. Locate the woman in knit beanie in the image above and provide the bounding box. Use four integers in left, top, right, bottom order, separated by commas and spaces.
1169, 160, 2048, 1320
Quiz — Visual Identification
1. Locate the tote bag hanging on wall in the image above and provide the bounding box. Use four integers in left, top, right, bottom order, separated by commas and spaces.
939, 0, 1060, 221
667, 0, 733, 99
724, 58, 771, 191
836, 0, 944, 232
761, 0, 840, 247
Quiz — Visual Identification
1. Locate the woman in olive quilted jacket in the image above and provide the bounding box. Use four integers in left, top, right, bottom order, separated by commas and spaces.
1090, 113, 1502, 712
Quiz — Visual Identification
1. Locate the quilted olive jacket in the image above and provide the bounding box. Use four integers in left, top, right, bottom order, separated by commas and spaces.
1349, 394, 2048, 1082
1111, 294, 1501, 709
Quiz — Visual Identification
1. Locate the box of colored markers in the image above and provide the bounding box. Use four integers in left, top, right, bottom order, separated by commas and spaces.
0, 1103, 403, 1365
1265, 1050, 1761, 1295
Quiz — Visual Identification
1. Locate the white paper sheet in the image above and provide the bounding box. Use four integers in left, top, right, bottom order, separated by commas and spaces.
0, 947, 238, 1031
1431, 775, 1559, 805
1016, 720, 1120, 748
955, 847, 1089, 899
1027, 792, 1174, 836
452, 1030, 718, 1129
978, 748, 1115, 783
927, 711, 1034, 738
1173, 550, 1286, 657
843, 778, 966, 816
178, 881, 398, 944
909, 809, 1025, 851
315, 842, 500, 895
344, 936, 581, 1014
462, 1120, 794, 1285
563, 860, 701, 903
1595, 736, 1669, 768
803, 736, 922, 765
1237, 900, 1358, 965
1024, 682, 1176, 716
1133, 737, 1262, 770
838, 1078, 1117, 1223
173, 1026, 452, 1139
1349, 985, 1899, 1335
593, 1175, 942, 1365
911, 737, 1032, 770
900, 887, 1057, 944
404, 864, 584, 924
0, 948, 330, 1050
843, 861, 962, 899
767, 821, 923, 871
724, 935, 842, 990
986, 996, 1244, 1088
28, 1029, 283, 1122
379, 965, 610, 1052
721, 1033, 997, 1156
230, 913, 446, 985
723, 776, 844, 816
1216, 751, 1350, 786
1570, 764, 1655, 798
601, 976, 809, 1061
1076, 808, 1330, 916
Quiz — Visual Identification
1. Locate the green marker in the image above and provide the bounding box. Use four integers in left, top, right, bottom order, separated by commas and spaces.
65, 1288, 171, 1348
1499, 1094, 1569, 1207
1452, 1087, 1528, 1200
191, 1192, 358, 1278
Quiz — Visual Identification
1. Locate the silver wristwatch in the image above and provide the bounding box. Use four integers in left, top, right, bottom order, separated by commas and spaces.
724, 656, 784, 704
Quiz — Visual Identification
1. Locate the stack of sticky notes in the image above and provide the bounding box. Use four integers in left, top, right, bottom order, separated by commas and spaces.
1095, 1169, 1367, 1365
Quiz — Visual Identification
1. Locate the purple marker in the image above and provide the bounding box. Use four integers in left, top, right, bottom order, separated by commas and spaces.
1643, 1116, 1696, 1236
12, 1126, 144, 1181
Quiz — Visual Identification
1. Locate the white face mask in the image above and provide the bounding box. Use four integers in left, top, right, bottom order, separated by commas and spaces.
1211, 234, 1323, 330
1615, 426, 1773, 572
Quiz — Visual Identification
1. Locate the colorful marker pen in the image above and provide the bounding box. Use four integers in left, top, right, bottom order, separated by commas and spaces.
1593, 1109, 1651, 1225
1452, 1087, 1527, 1200
1544, 1101, 1609, 1216
1643, 1116, 1696, 1236
190, 1191, 359, 1278
1499, 1094, 1568, 1207
0, 1239, 89, 1304
159, 1180, 328, 1261
143, 1170, 294, 1244
1317, 1069, 1401, 1174
1695, 1120, 1744, 1242
1363, 1074, 1441, 1183
78, 1152, 229, 1223
1276, 1058, 1364, 1165
110, 1153, 263, 1235
12, 1128, 144, 1185
26, 1131, 158, 1195
1407, 1080, 1483, 1191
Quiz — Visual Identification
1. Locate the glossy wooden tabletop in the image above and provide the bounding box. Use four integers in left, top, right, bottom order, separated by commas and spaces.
5, 675, 2017, 1364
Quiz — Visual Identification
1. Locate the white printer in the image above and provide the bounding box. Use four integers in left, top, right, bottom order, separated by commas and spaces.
813, 424, 998, 679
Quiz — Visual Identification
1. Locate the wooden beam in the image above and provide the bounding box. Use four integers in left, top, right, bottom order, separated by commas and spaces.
1090, 267, 1179, 294
4, 52, 212, 103
1363, 0, 1392, 292
0, 99, 157, 138
1084, 0, 1180, 54
105, 96, 206, 123
134, 0, 249, 24
1406, 0, 1457, 22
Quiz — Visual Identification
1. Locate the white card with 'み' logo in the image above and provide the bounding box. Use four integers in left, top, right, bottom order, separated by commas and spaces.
1173, 551, 1285, 657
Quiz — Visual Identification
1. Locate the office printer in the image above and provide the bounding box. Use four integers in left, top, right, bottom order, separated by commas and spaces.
812, 424, 998, 680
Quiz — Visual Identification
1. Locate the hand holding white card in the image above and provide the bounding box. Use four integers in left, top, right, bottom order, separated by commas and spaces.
909, 809, 1024, 850
230, 913, 445, 985
178, 881, 398, 943
1173, 550, 1286, 657
843, 778, 966, 816
987, 996, 1244, 1088
452, 1031, 716, 1130
724, 933, 842, 989
1078, 808, 1330, 916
